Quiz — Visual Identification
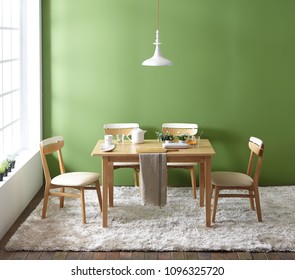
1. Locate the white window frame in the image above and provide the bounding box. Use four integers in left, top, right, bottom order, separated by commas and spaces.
0, 0, 41, 163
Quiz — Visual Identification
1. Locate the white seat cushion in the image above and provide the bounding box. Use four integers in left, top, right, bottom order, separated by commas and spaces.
51, 172, 100, 187
211, 171, 253, 187
167, 162, 198, 167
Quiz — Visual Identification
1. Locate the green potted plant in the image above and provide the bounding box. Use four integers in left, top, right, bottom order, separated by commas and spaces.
2, 160, 10, 176
7, 154, 16, 169
176, 133, 189, 143
0, 161, 7, 181
155, 131, 174, 142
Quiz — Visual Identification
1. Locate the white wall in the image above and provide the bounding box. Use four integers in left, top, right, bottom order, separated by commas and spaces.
0, 151, 43, 240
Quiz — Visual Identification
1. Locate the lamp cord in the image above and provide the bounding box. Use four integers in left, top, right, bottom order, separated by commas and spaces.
157, 0, 160, 31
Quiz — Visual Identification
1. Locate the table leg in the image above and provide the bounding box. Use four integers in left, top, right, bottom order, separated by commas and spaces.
102, 157, 109, 227
108, 162, 114, 207
199, 163, 205, 207
205, 157, 212, 227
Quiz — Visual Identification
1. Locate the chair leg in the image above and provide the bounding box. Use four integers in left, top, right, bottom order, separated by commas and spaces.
211, 185, 215, 198
95, 181, 102, 212
42, 183, 50, 219
80, 188, 86, 224
254, 188, 262, 222
60, 187, 65, 208
133, 169, 138, 186
211, 186, 219, 223
190, 167, 197, 199
248, 190, 255, 210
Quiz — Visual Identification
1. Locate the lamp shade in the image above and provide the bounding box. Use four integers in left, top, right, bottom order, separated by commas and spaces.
142, 30, 173, 66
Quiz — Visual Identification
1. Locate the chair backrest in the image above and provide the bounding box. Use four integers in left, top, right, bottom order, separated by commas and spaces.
247, 136, 265, 185
103, 123, 139, 136
162, 123, 198, 136
40, 136, 65, 183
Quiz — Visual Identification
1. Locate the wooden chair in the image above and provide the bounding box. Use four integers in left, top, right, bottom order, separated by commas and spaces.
103, 123, 140, 203
40, 136, 102, 224
162, 123, 199, 199
211, 136, 265, 223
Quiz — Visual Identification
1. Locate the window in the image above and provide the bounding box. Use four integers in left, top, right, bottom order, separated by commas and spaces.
0, 0, 41, 161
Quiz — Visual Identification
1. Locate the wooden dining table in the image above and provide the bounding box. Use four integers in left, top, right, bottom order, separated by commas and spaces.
91, 139, 215, 227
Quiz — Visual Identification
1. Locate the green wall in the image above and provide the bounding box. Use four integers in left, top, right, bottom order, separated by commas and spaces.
42, 0, 295, 186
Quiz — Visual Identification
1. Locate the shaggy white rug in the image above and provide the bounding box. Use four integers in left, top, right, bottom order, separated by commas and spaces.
5, 186, 295, 252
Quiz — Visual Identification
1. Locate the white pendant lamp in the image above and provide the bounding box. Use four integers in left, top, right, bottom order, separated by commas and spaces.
142, 0, 173, 66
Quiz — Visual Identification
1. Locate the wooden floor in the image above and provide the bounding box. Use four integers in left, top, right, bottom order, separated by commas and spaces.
1, 187, 294, 260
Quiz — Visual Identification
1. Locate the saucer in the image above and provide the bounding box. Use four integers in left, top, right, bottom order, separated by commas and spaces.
100, 144, 116, 152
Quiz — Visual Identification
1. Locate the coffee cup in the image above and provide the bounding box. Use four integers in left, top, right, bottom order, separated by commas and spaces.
104, 134, 113, 146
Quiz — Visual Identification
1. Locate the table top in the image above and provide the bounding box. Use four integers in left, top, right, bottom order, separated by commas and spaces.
91, 139, 215, 157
